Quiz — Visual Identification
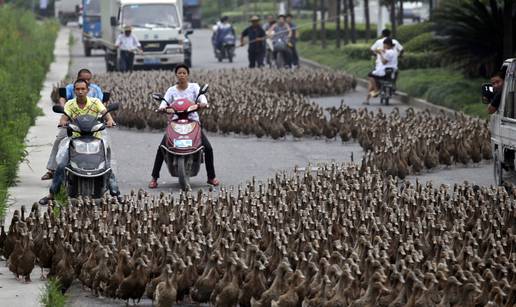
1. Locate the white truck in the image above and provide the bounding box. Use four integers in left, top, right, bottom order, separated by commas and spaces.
485, 58, 516, 185
55, 0, 82, 25
100, 0, 192, 71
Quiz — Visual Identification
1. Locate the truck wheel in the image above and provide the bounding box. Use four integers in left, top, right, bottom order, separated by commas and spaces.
84, 45, 92, 57
494, 151, 504, 186
177, 156, 190, 191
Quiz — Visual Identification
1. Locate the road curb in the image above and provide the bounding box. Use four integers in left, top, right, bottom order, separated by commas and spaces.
0, 26, 70, 306
300, 57, 457, 116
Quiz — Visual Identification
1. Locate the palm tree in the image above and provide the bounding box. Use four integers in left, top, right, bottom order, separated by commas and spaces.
434, 0, 516, 77
343, 0, 349, 44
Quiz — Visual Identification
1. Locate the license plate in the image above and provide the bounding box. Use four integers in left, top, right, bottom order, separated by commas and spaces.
144, 58, 160, 65
174, 139, 193, 148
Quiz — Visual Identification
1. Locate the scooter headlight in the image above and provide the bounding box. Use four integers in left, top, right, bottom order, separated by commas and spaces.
69, 124, 80, 132
172, 123, 195, 135
73, 139, 101, 154
91, 123, 104, 132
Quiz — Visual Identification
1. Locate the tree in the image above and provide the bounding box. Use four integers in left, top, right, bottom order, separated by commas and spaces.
311, 0, 317, 44
320, 0, 326, 48
364, 0, 371, 41
398, 0, 404, 25
343, 0, 349, 44
336, 0, 341, 48
348, 0, 356, 43
389, 0, 396, 36
434, 0, 516, 77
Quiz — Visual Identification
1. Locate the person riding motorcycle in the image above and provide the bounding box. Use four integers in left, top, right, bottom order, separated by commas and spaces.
38, 79, 120, 205
41, 68, 104, 181
148, 64, 220, 188
213, 16, 236, 53
267, 14, 292, 68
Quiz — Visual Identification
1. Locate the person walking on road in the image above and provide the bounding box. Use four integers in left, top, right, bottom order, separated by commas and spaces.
267, 14, 292, 68
241, 16, 267, 68
286, 14, 299, 68
148, 64, 220, 188
116, 25, 142, 72
41, 68, 104, 181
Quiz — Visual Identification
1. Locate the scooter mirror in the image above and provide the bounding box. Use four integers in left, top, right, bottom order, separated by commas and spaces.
199, 84, 209, 95
151, 93, 164, 102
53, 105, 65, 114
107, 103, 120, 112
481, 83, 494, 104
58, 87, 67, 99
102, 92, 111, 103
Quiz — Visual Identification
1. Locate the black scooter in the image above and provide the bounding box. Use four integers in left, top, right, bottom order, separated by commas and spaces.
52, 103, 119, 198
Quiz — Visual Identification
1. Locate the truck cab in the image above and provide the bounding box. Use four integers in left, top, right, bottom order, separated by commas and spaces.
488, 58, 516, 185
102, 0, 191, 71
82, 0, 102, 56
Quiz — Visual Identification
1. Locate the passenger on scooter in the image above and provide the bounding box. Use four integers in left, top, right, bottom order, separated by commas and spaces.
39, 79, 119, 205
148, 64, 220, 188
214, 16, 235, 51
41, 68, 104, 181
363, 38, 398, 105
267, 14, 292, 68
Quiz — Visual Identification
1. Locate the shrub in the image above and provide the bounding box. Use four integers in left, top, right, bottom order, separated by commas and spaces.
298, 23, 378, 42
399, 52, 443, 69
39, 277, 67, 307
403, 32, 439, 52
341, 43, 372, 60
396, 21, 433, 43
0, 5, 58, 218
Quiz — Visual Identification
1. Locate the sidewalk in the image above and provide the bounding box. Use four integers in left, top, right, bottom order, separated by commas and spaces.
0, 27, 70, 306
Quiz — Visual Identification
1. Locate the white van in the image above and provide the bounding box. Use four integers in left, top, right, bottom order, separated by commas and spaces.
486, 58, 515, 185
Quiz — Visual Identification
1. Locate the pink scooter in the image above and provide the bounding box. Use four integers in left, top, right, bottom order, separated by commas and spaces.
151, 84, 208, 190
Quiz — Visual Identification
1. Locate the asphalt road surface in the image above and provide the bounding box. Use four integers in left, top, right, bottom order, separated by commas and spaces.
64, 24, 494, 306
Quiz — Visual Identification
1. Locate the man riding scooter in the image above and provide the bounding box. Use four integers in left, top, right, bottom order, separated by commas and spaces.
213, 16, 236, 62
39, 79, 120, 205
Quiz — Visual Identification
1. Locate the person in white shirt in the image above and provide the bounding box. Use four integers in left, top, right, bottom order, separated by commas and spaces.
370, 29, 404, 59
364, 38, 398, 105
115, 25, 142, 72
148, 64, 220, 188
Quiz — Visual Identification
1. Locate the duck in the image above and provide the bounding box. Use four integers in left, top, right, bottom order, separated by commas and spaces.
116, 257, 149, 305
154, 264, 177, 307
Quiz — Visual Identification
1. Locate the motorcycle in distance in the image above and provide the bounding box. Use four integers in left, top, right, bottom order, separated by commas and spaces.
379, 68, 397, 105
52, 102, 119, 198
214, 32, 236, 63
151, 84, 209, 191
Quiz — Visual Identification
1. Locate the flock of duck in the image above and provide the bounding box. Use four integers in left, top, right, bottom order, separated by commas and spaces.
1, 163, 515, 306
66, 68, 491, 178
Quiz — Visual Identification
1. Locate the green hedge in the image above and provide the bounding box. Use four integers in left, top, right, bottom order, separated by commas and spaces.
396, 22, 433, 43
403, 32, 439, 52
298, 23, 378, 42
0, 5, 58, 218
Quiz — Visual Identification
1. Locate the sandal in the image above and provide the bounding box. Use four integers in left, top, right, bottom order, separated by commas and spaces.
38, 196, 52, 206
148, 179, 158, 189
41, 171, 54, 180
207, 178, 220, 187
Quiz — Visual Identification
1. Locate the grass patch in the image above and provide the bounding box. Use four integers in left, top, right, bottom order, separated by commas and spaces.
68, 32, 75, 47
39, 277, 67, 307
0, 5, 58, 219
297, 41, 487, 119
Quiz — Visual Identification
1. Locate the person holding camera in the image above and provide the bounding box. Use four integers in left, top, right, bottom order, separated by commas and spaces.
485, 70, 506, 114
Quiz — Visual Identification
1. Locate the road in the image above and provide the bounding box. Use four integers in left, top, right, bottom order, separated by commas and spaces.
63, 25, 493, 306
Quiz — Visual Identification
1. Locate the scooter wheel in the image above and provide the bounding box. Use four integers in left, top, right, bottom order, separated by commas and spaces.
177, 156, 190, 191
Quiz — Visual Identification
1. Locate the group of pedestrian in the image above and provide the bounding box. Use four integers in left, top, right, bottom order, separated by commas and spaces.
239, 14, 299, 69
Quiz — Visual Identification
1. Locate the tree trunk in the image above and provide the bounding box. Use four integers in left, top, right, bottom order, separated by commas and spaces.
390, 0, 396, 37
336, 0, 341, 48
287, 0, 292, 14
343, 0, 349, 44
348, 0, 356, 43
503, 0, 513, 60
398, 0, 404, 25
311, 0, 317, 44
321, 0, 326, 48
364, 0, 371, 41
